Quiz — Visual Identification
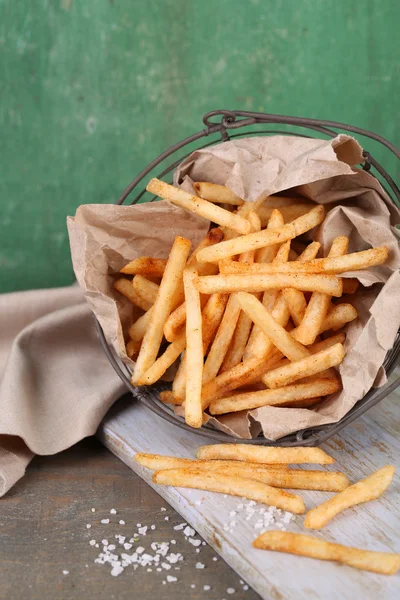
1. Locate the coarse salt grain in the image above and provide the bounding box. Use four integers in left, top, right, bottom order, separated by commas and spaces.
166, 575, 177, 582
183, 526, 195, 537
243, 584, 249, 591
123, 543, 132, 550
86, 524, 91, 529
111, 565, 124, 577
227, 588, 235, 594
151, 525, 156, 530
204, 585, 211, 591
91, 508, 95, 513
138, 526, 147, 535
164, 516, 169, 521
188, 538, 201, 547
101, 519, 110, 524
195, 562, 205, 569
195, 549, 200, 553
191, 584, 195, 588
160, 507, 167, 511
173, 522, 187, 531
110, 509, 117, 515
213, 556, 218, 561
62, 570, 69, 575
119, 520, 125, 525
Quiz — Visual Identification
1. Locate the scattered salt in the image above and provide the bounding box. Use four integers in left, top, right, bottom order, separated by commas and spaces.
227, 588, 235, 595
212, 557, 218, 561
173, 522, 187, 531
188, 538, 201, 547
204, 585, 211, 591
243, 584, 249, 591
150, 525, 156, 530
91, 508, 95, 513
119, 520, 125, 526
195, 562, 205, 569
160, 507, 167, 512
101, 519, 110, 524
183, 526, 195, 537
110, 508, 117, 515
166, 575, 177, 583
138, 526, 148, 535
164, 516, 169, 521
86, 524, 91, 529
62, 570, 69, 575
111, 565, 124, 577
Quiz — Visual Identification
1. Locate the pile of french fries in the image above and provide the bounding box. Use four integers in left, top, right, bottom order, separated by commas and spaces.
134, 445, 399, 575
114, 178, 389, 430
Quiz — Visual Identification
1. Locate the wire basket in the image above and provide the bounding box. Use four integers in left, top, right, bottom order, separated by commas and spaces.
96, 110, 400, 446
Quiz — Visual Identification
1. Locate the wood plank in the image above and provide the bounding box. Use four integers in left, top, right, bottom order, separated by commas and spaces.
100, 367, 400, 600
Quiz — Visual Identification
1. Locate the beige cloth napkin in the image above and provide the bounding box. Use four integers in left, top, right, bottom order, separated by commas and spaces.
0, 285, 126, 496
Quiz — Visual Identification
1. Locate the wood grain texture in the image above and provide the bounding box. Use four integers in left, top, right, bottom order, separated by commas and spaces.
0, 438, 259, 600
1, 0, 399, 292
100, 367, 400, 600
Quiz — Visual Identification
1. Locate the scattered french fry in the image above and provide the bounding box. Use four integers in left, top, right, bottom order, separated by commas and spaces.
209, 378, 341, 415
304, 465, 396, 529
120, 256, 167, 277
196, 444, 335, 465
263, 343, 345, 389
147, 179, 251, 235
253, 531, 400, 575
126, 338, 141, 358
152, 468, 306, 514
319, 303, 358, 333
159, 391, 183, 405
135, 454, 350, 491
193, 182, 244, 205
183, 267, 204, 428
196, 205, 326, 263
132, 236, 191, 383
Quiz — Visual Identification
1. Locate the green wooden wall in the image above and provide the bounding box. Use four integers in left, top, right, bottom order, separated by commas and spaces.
1, 0, 399, 292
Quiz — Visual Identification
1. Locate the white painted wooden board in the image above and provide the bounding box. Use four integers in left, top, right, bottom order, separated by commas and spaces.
99, 368, 400, 600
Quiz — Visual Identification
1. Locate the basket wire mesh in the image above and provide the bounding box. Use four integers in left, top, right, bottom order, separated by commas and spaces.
96, 110, 400, 446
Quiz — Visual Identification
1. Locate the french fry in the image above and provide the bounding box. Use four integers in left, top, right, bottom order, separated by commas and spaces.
304, 465, 396, 529
193, 182, 244, 206
218, 213, 262, 373
196, 273, 343, 297
218, 246, 389, 275
294, 237, 349, 345
159, 391, 183, 405
196, 444, 335, 465
147, 179, 251, 235
255, 208, 284, 264
252, 531, 400, 575
263, 343, 345, 389
183, 267, 204, 428
319, 303, 358, 333
202, 218, 262, 383
126, 338, 141, 358
282, 242, 321, 326
172, 293, 228, 399
113, 278, 149, 309
128, 308, 153, 341
163, 228, 224, 341
120, 257, 167, 277
236, 292, 310, 361
201, 352, 283, 409
134, 453, 288, 471
132, 236, 191, 383
132, 275, 159, 307
258, 203, 315, 226
196, 205, 325, 263
137, 333, 186, 385
209, 378, 341, 415
135, 454, 349, 491
152, 468, 306, 514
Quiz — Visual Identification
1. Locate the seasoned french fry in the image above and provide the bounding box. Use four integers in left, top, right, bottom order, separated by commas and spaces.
159, 391, 183, 405
304, 465, 396, 529
164, 295, 208, 342
137, 333, 186, 386
219, 246, 389, 275
147, 179, 251, 235
132, 275, 159, 308
197, 444, 335, 465
201, 352, 283, 409
126, 339, 141, 358
236, 292, 310, 361
113, 278, 148, 309
135, 454, 349, 491
193, 182, 244, 206
295, 237, 349, 345
319, 303, 358, 333
152, 468, 306, 514
162, 228, 224, 341
220, 306, 256, 372
196, 205, 325, 263
255, 208, 285, 264
128, 308, 153, 341
196, 273, 343, 297
134, 453, 289, 471
183, 267, 204, 428
132, 236, 191, 383
120, 257, 167, 277
209, 378, 341, 414
253, 531, 400, 575
258, 203, 315, 226
263, 343, 345, 389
